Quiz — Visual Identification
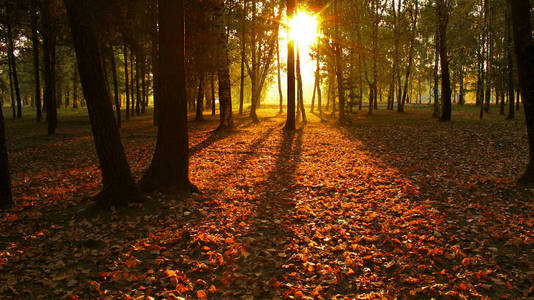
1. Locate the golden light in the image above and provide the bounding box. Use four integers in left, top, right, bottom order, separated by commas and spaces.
288, 11, 319, 51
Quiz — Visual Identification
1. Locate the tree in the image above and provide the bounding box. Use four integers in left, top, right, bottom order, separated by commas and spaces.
5, 0, 22, 119
31, 0, 41, 122
64, 0, 139, 206
510, 0, 534, 183
284, 0, 296, 131
42, 0, 58, 135
0, 103, 11, 209
214, 0, 233, 131
438, 0, 451, 122
139, 0, 196, 194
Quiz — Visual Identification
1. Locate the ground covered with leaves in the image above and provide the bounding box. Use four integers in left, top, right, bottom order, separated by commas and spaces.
1, 106, 533, 299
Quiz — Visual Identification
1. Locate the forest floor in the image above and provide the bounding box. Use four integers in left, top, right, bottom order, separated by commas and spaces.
1, 105, 534, 299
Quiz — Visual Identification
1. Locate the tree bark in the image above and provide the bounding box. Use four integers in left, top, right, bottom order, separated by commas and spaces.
124, 44, 130, 120
195, 74, 205, 121
438, 0, 451, 122
42, 0, 58, 134
510, 0, 534, 182
284, 0, 296, 131
31, 0, 42, 122
0, 104, 11, 209
65, 0, 139, 206
109, 46, 121, 128
215, 0, 234, 131
140, 0, 195, 193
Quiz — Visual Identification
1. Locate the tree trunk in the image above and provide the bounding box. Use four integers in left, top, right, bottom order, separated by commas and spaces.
124, 44, 130, 120
284, 0, 296, 131
335, 0, 346, 121
432, 25, 440, 118
152, 7, 160, 125
141, 54, 147, 115
0, 104, 11, 209
401, 0, 418, 112
484, 0, 492, 113
296, 45, 306, 123
32, 0, 42, 122
215, 0, 233, 131
6, 4, 21, 119
438, 0, 451, 122
211, 74, 216, 115
7, 47, 15, 120
195, 74, 204, 121
506, 3, 515, 120
135, 52, 141, 116
65, 0, 139, 206
510, 0, 534, 182
130, 49, 135, 116
73, 63, 78, 108
277, 35, 284, 114
239, 0, 246, 115
109, 46, 121, 128
140, 0, 195, 193
42, 0, 57, 134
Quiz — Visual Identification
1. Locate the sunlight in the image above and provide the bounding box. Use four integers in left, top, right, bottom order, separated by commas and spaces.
288, 11, 318, 51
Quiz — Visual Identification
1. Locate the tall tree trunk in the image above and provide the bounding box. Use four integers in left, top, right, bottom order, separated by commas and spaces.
510, 0, 534, 182
432, 25, 440, 118
6, 4, 21, 119
42, 0, 57, 134
506, 3, 515, 120
141, 54, 147, 114
65, 0, 139, 206
140, 0, 196, 193
285, 0, 296, 131
438, 0, 451, 122
0, 104, 11, 209
195, 74, 204, 121
124, 44, 130, 120
335, 0, 346, 121
401, 0, 418, 112
277, 35, 284, 114
130, 49, 135, 116
135, 52, 141, 116
215, 0, 233, 131
152, 7, 160, 125
239, 0, 246, 115
31, 0, 42, 122
459, 56, 465, 105
296, 45, 306, 123
211, 74, 216, 116
484, 0, 493, 113
109, 46, 121, 128
7, 48, 15, 119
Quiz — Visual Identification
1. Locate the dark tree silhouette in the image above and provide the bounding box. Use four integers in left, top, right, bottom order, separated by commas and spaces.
284, 0, 296, 131
0, 104, 11, 209
510, 0, 534, 183
42, 0, 58, 135
139, 0, 196, 194
438, 0, 451, 122
64, 0, 139, 206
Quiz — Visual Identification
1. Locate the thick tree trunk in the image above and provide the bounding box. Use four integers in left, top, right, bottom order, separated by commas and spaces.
285, 0, 296, 130
510, 0, 534, 183
140, 0, 195, 193
0, 105, 11, 209
215, 0, 233, 131
42, 0, 58, 134
438, 0, 451, 122
65, 0, 139, 206
31, 0, 42, 122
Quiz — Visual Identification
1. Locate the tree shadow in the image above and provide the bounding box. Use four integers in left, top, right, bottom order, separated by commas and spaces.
219, 128, 304, 298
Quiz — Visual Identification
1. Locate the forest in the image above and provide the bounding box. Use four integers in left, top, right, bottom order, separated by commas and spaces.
0, 0, 534, 298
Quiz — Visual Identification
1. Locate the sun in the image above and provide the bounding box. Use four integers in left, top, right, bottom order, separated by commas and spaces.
288, 11, 319, 50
